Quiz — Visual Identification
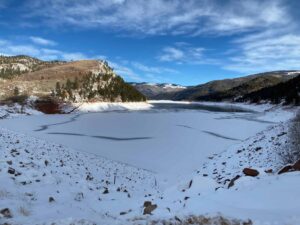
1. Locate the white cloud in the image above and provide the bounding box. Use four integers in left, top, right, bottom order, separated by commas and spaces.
0, 39, 91, 61
157, 44, 217, 65
30, 36, 57, 46
107, 60, 142, 81
158, 47, 185, 62
132, 62, 178, 74
224, 32, 300, 73
23, 0, 290, 36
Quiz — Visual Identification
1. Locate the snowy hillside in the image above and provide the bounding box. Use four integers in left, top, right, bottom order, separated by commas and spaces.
0, 102, 299, 225
0, 128, 159, 224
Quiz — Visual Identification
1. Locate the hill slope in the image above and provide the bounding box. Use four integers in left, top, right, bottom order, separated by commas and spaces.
0, 56, 145, 103
238, 74, 300, 105
0, 55, 64, 79
171, 71, 298, 101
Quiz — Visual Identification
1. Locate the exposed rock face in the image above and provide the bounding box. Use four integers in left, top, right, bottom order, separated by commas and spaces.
243, 168, 259, 177
34, 98, 63, 114
293, 159, 300, 170
278, 159, 300, 174
278, 165, 293, 174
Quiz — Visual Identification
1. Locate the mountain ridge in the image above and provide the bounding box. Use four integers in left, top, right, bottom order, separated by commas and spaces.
0, 56, 146, 106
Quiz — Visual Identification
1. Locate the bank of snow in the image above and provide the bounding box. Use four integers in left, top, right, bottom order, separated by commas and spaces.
73, 102, 153, 112
145, 118, 300, 225
0, 128, 159, 225
0, 103, 42, 119
1, 101, 300, 224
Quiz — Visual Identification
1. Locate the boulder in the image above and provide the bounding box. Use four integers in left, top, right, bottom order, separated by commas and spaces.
0, 208, 12, 218
278, 165, 293, 174
264, 169, 273, 174
7, 167, 15, 175
143, 201, 152, 208
102, 188, 109, 194
293, 159, 300, 170
243, 168, 259, 177
143, 204, 157, 215
278, 160, 300, 175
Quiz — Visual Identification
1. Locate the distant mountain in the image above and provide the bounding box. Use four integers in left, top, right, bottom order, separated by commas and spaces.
170, 71, 299, 101
130, 82, 187, 99
237, 74, 300, 105
0, 56, 145, 104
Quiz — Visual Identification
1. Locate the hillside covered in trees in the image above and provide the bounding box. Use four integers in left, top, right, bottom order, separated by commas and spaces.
54, 73, 146, 102
237, 74, 300, 105
0, 56, 146, 104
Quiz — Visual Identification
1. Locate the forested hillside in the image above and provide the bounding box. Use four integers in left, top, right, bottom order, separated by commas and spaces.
238, 75, 300, 105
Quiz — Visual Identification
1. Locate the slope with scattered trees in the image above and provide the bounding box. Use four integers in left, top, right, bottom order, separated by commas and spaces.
0, 56, 146, 104
237, 74, 300, 105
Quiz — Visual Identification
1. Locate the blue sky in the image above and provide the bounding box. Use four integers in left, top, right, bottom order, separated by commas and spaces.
0, 0, 300, 85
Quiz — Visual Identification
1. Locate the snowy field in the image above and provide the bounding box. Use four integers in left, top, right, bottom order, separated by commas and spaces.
0, 102, 275, 186
1, 101, 299, 225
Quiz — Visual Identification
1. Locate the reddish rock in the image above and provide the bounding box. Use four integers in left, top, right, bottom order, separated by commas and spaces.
293, 159, 300, 170
264, 169, 273, 174
243, 168, 259, 177
278, 165, 293, 174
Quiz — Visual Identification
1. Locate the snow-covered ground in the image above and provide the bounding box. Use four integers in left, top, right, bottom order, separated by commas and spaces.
0, 101, 299, 224
0, 103, 276, 187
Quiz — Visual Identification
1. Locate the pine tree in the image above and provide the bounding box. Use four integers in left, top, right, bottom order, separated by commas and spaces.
14, 87, 20, 96
55, 82, 61, 96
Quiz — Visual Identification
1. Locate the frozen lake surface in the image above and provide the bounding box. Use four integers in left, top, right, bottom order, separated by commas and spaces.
0, 102, 274, 185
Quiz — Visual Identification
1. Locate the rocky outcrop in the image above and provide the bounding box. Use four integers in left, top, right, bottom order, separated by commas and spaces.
278, 159, 300, 174
243, 168, 259, 177
0, 208, 12, 218
143, 201, 157, 215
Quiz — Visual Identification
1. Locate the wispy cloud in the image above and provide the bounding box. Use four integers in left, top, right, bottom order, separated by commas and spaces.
224, 30, 300, 73
30, 36, 57, 46
0, 38, 90, 61
132, 62, 178, 74
158, 47, 185, 62
21, 0, 290, 36
107, 60, 143, 81
157, 43, 218, 65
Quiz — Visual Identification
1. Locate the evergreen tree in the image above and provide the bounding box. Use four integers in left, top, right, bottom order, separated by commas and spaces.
14, 87, 20, 96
